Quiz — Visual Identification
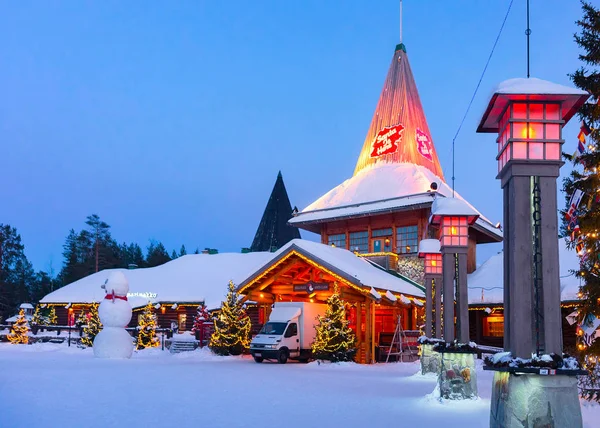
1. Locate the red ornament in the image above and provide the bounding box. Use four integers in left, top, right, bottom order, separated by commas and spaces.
369, 124, 404, 158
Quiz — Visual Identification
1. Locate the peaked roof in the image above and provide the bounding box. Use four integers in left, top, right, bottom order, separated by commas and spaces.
354, 44, 444, 179
238, 239, 425, 298
251, 171, 301, 252
40, 252, 274, 310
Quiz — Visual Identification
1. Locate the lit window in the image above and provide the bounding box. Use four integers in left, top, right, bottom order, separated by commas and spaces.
484, 315, 504, 337
327, 233, 346, 249
396, 226, 418, 254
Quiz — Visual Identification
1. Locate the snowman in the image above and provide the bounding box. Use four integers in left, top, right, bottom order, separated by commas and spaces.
93, 271, 134, 358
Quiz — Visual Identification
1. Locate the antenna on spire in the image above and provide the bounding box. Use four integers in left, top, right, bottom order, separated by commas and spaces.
399, 0, 403, 43
526, 0, 531, 78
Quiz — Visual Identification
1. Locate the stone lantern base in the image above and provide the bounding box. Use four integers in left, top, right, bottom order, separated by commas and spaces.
490, 372, 582, 428
438, 352, 478, 399
420, 343, 441, 375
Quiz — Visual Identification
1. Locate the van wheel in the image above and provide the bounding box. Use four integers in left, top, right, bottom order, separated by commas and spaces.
278, 349, 288, 364
253, 356, 264, 363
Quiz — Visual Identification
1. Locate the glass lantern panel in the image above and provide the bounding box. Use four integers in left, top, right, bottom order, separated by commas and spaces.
545, 123, 560, 140
546, 103, 560, 120
530, 123, 544, 140
546, 143, 561, 160
513, 103, 527, 119
512, 122, 527, 139
529, 103, 543, 120
529, 142, 544, 159
513, 142, 527, 159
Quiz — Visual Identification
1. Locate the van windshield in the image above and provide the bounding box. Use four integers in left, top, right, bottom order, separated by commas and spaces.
259, 322, 287, 335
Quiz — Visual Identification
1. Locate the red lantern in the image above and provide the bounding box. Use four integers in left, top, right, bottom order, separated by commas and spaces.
418, 239, 442, 275
429, 198, 479, 249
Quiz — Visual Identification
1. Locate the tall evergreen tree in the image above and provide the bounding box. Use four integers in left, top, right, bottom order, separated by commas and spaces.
179, 245, 187, 257
561, 1, 600, 400
209, 281, 251, 356
146, 241, 171, 267
0, 225, 28, 321
137, 302, 159, 349
171, 250, 178, 260
311, 286, 356, 362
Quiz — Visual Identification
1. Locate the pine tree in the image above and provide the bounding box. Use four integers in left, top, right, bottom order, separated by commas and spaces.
192, 304, 211, 333
562, 1, 600, 400
137, 302, 160, 349
81, 303, 102, 347
31, 305, 47, 326
171, 249, 178, 260
47, 307, 58, 325
146, 241, 171, 267
209, 281, 251, 356
179, 245, 187, 257
0, 224, 28, 320
312, 286, 356, 362
7, 309, 29, 344
75, 310, 89, 327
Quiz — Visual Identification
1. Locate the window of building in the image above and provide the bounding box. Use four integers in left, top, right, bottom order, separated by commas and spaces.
396, 225, 418, 254
349, 231, 369, 253
484, 315, 504, 337
328, 233, 346, 249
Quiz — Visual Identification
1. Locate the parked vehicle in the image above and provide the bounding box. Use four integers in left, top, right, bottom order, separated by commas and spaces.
250, 302, 326, 364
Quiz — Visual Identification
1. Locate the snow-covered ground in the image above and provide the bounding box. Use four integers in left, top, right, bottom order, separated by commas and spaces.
0, 343, 598, 428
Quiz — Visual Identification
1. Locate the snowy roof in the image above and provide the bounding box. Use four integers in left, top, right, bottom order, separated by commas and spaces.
430, 197, 479, 223
238, 239, 425, 299
5, 314, 32, 323
418, 239, 440, 255
40, 252, 274, 310
468, 237, 581, 305
478, 77, 590, 133
19, 303, 34, 309
290, 163, 501, 242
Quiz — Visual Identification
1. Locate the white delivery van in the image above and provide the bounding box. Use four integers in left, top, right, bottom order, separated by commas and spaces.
250, 302, 326, 364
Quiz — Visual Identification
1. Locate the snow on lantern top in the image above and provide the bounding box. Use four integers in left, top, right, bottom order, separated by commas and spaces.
419, 239, 442, 276
430, 198, 479, 248
478, 78, 589, 174
478, 77, 589, 133
353, 44, 445, 179
418, 239, 441, 256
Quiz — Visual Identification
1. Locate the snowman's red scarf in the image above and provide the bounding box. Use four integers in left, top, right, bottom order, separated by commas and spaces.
104, 293, 128, 301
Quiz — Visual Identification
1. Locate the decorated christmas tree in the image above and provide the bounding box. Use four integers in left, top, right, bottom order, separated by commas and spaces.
136, 302, 159, 349
31, 305, 47, 326
311, 286, 356, 362
561, 1, 600, 400
81, 303, 102, 347
209, 281, 251, 356
192, 304, 211, 333
7, 309, 29, 344
47, 307, 58, 325
75, 310, 89, 328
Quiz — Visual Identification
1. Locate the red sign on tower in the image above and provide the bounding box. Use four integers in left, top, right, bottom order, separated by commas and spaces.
370, 124, 404, 158
415, 128, 434, 162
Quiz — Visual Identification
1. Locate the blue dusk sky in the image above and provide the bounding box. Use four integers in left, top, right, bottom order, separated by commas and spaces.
0, 1, 587, 272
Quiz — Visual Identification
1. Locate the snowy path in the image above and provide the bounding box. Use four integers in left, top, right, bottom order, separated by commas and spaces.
0, 344, 598, 428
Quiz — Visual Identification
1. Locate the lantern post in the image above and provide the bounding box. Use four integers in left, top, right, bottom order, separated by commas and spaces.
478, 77, 589, 427
429, 198, 479, 343
418, 239, 442, 338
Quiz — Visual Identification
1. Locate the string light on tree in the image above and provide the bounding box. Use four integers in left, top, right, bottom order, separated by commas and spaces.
209, 281, 251, 356
7, 309, 29, 344
561, 0, 600, 402
136, 302, 159, 350
48, 307, 58, 325
81, 303, 102, 347
311, 285, 356, 362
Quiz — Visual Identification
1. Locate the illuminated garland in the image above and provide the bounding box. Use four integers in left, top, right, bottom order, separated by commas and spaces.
209, 281, 251, 356
137, 302, 160, 350
48, 307, 58, 325
311, 285, 357, 362
31, 305, 47, 326
7, 309, 29, 344
81, 303, 102, 347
